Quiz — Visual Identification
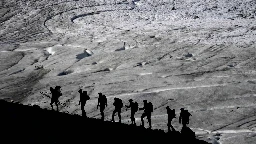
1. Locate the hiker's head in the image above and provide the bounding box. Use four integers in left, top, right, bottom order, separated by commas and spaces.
143, 100, 147, 103
55, 86, 61, 91
78, 89, 82, 93
98, 92, 102, 96
55, 86, 61, 89
180, 108, 184, 111
166, 106, 170, 109
129, 99, 133, 102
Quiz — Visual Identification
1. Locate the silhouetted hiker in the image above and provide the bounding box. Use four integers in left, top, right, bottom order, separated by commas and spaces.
125, 99, 139, 125
49, 86, 62, 111
179, 108, 192, 127
139, 100, 153, 129
166, 106, 176, 132
111, 97, 123, 123
97, 93, 107, 120
78, 89, 90, 117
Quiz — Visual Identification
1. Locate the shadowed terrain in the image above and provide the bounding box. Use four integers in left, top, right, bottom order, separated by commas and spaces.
1, 100, 210, 144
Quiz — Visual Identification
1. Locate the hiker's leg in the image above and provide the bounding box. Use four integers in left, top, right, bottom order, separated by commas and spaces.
81, 103, 84, 111
118, 110, 121, 123
131, 111, 136, 124
56, 102, 59, 111
101, 110, 104, 120
167, 123, 170, 132
170, 124, 175, 131
141, 113, 146, 127
132, 117, 135, 125
182, 119, 187, 127
112, 110, 116, 122
50, 100, 54, 110
131, 114, 134, 124
147, 114, 152, 129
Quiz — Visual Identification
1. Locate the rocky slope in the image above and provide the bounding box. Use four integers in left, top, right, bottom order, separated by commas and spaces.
0, 0, 256, 143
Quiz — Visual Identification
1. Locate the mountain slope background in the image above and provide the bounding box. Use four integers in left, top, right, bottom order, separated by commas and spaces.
0, 0, 256, 143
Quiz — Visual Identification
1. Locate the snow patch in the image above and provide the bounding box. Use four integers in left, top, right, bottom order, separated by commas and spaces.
84, 49, 94, 56
134, 1, 142, 6
14, 48, 37, 51
212, 129, 255, 134
139, 72, 152, 76
46, 47, 55, 55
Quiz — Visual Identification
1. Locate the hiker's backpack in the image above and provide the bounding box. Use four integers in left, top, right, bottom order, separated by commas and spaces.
86, 94, 90, 101
133, 102, 139, 112
147, 102, 153, 113
171, 109, 176, 118
103, 95, 107, 103
118, 99, 123, 108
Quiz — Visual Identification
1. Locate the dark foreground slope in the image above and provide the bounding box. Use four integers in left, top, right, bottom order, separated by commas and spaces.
0, 100, 209, 144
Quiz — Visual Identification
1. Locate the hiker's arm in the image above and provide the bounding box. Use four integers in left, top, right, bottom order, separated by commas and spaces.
125, 105, 129, 111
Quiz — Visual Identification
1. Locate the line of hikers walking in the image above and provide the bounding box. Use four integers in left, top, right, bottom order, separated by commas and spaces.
40, 86, 192, 130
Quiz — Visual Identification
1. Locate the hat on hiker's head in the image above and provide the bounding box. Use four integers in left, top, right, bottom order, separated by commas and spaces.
180, 108, 184, 110
98, 92, 102, 95
129, 99, 133, 102
143, 100, 147, 103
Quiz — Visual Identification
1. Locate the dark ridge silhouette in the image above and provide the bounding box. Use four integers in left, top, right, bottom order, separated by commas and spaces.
0, 100, 210, 144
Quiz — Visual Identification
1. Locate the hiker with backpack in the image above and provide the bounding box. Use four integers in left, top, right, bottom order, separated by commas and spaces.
78, 89, 90, 117
40, 86, 62, 111
97, 93, 107, 120
139, 100, 153, 129
48, 86, 62, 111
179, 108, 192, 127
125, 99, 139, 125
111, 97, 123, 123
166, 106, 176, 132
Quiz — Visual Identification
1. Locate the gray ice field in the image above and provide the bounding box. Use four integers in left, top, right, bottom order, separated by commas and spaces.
0, 0, 256, 143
